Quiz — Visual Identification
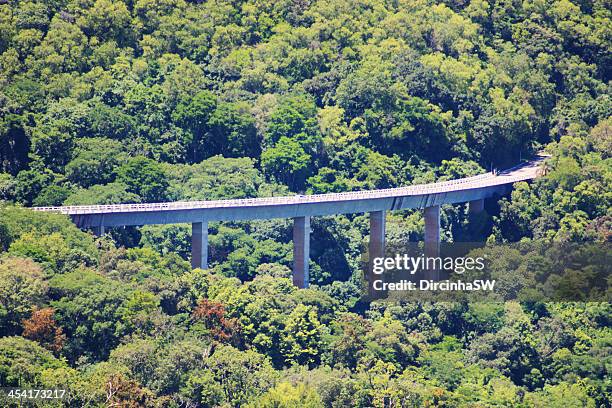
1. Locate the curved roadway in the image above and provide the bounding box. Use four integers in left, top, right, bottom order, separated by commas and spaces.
32, 156, 546, 227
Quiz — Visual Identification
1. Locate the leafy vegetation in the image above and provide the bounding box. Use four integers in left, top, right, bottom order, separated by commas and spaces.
0, 0, 610, 406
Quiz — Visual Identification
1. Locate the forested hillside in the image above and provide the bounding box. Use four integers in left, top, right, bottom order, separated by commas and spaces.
0, 0, 610, 406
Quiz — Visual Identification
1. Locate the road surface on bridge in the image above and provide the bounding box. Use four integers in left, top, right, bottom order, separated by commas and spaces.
32, 156, 546, 227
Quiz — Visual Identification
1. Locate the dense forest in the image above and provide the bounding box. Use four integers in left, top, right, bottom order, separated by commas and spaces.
0, 0, 610, 406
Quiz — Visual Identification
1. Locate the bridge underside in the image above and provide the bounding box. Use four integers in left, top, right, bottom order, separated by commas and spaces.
73, 185, 510, 228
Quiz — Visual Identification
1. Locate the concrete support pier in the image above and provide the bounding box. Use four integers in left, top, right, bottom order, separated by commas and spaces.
468, 199, 484, 214
293, 216, 310, 289
191, 221, 208, 269
92, 225, 105, 236
368, 211, 386, 297
369, 211, 386, 262
424, 205, 440, 258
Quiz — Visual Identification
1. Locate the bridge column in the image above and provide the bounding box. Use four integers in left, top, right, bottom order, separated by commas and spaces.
468, 199, 484, 214
92, 225, 105, 236
369, 211, 386, 263
292, 216, 310, 289
191, 221, 208, 269
424, 205, 440, 258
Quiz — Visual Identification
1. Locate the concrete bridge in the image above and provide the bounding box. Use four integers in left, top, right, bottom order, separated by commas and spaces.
33, 157, 546, 288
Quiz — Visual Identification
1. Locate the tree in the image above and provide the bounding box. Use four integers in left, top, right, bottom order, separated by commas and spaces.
103, 373, 162, 408
307, 167, 351, 194
192, 299, 239, 343
524, 382, 596, 407
14, 1, 50, 31
0, 173, 15, 200
166, 155, 263, 201
328, 313, 370, 369
65, 138, 125, 188
0, 257, 48, 336
250, 382, 324, 408
0, 204, 96, 256
0, 336, 66, 387
9, 232, 74, 274
208, 101, 260, 158
265, 102, 313, 146
364, 312, 421, 368
172, 90, 217, 161
86, 102, 135, 140
261, 136, 312, 191
281, 304, 325, 367
589, 118, 611, 158
0, 114, 30, 175
139, 224, 191, 259
473, 88, 537, 166
29, 126, 74, 173
12, 168, 53, 206
120, 290, 159, 332
32, 184, 73, 206
148, 339, 210, 395
370, 96, 451, 162
31, 15, 88, 73
78, 0, 132, 44
437, 158, 484, 180
109, 339, 158, 390
336, 55, 398, 119
466, 325, 541, 387
117, 156, 169, 202
22, 307, 66, 353
50, 269, 132, 362
218, 238, 291, 281
64, 182, 141, 205
418, 337, 464, 391
186, 345, 277, 407
354, 151, 406, 189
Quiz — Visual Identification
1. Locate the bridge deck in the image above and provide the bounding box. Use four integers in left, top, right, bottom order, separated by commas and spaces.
32, 157, 544, 220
